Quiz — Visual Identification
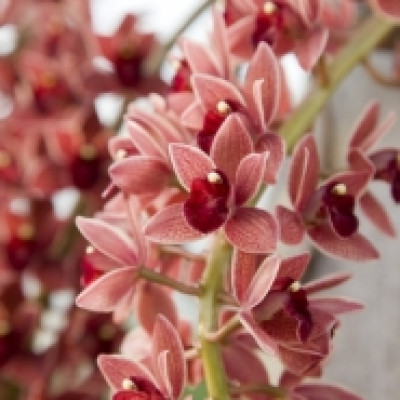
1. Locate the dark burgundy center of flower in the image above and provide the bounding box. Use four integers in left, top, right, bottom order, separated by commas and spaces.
171, 60, 191, 92
197, 100, 239, 153
0, 149, 19, 184
252, 2, 284, 48
321, 182, 358, 237
70, 145, 101, 190
184, 169, 230, 233
114, 46, 144, 87
113, 376, 166, 400
373, 155, 400, 203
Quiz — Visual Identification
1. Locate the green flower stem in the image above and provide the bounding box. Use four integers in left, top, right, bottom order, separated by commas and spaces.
279, 15, 395, 152
203, 314, 241, 342
137, 267, 202, 296
199, 233, 232, 400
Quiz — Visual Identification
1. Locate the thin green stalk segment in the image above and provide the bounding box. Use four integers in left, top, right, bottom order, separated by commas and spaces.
199, 234, 231, 400
279, 16, 395, 152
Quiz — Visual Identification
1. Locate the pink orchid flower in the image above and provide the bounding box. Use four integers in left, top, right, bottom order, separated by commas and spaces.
233, 251, 363, 376
75, 200, 177, 328
98, 315, 186, 400
145, 114, 278, 254
347, 101, 397, 237
226, 0, 329, 70
277, 134, 379, 261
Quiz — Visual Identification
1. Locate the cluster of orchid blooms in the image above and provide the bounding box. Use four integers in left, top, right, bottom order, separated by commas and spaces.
1, 0, 400, 399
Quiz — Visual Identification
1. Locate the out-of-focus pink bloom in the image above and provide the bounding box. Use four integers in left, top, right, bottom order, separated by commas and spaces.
145, 116, 278, 254
277, 134, 379, 261
98, 315, 186, 400
226, 0, 329, 70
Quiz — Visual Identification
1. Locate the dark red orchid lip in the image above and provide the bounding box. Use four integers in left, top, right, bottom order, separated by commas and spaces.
184, 169, 230, 233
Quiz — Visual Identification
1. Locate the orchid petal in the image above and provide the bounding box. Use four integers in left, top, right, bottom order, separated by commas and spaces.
109, 156, 170, 193
97, 355, 154, 391
276, 205, 305, 245
145, 203, 204, 244
276, 253, 310, 282
152, 315, 186, 399
304, 273, 352, 294
235, 152, 268, 206
289, 134, 319, 212
76, 216, 137, 265
76, 266, 137, 312
294, 383, 363, 400
181, 39, 219, 76
169, 143, 215, 191
231, 249, 257, 304
224, 208, 277, 254
307, 224, 379, 261
368, 0, 400, 21
309, 297, 364, 315
294, 28, 329, 70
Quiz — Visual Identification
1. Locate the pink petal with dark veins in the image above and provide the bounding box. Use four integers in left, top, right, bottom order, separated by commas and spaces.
76, 217, 138, 265
289, 134, 319, 212
294, 383, 363, 400
243, 254, 280, 310
276, 253, 310, 283
276, 205, 305, 245
324, 170, 371, 198
191, 73, 245, 112
145, 203, 203, 244
76, 266, 137, 312
304, 272, 351, 294
152, 315, 186, 400
169, 143, 215, 191
210, 114, 253, 183
97, 354, 154, 391
134, 283, 178, 334
245, 42, 281, 128
212, 8, 230, 78
109, 156, 170, 193
235, 151, 268, 206
231, 249, 257, 304
309, 297, 364, 315
181, 39, 219, 76
224, 208, 278, 254
307, 224, 379, 261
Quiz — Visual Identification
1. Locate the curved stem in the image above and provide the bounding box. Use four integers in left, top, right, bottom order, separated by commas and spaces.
362, 57, 400, 87
148, 0, 216, 74
279, 15, 395, 152
137, 266, 202, 296
199, 233, 231, 400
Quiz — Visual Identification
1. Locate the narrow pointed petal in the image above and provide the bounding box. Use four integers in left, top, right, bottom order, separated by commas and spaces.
169, 143, 215, 191
76, 266, 137, 312
167, 92, 195, 116
348, 148, 375, 174
304, 273, 352, 294
134, 283, 178, 334
278, 346, 322, 376
294, 28, 329, 70
152, 315, 186, 399
97, 355, 154, 391
210, 114, 253, 182
245, 42, 281, 126
369, 0, 400, 21
109, 156, 170, 193
212, 8, 230, 78
224, 208, 278, 254
307, 224, 379, 261
239, 311, 277, 354
294, 383, 363, 400
145, 203, 203, 244
127, 121, 166, 160
276, 206, 305, 245
231, 249, 257, 304
256, 133, 285, 184
76, 217, 137, 265
235, 152, 268, 206
243, 254, 280, 310
191, 74, 245, 112
182, 39, 219, 76
310, 297, 364, 315
276, 253, 310, 282
360, 191, 396, 237
289, 134, 319, 212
